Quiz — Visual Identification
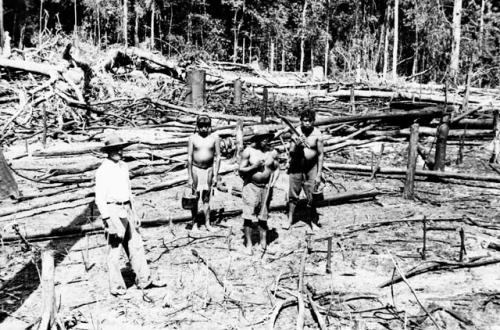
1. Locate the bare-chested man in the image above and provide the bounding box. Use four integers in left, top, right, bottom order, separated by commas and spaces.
239, 127, 279, 255
187, 115, 221, 231
285, 109, 324, 230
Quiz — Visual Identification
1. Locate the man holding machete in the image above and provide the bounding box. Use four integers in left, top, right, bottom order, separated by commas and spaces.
284, 108, 324, 230
238, 127, 279, 255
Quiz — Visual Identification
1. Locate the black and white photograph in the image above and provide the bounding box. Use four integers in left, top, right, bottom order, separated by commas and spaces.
0, 0, 499, 329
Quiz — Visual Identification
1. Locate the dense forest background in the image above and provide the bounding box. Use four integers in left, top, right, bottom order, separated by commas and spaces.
0, 0, 499, 87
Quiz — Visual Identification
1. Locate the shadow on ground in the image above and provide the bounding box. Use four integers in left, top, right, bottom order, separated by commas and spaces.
0, 204, 95, 322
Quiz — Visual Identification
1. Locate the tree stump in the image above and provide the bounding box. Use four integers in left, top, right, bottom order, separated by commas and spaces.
39, 250, 56, 330
490, 110, 500, 163
433, 112, 451, 171
233, 79, 242, 106
403, 123, 419, 199
261, 86, 268, 123
186, 69, 206, 109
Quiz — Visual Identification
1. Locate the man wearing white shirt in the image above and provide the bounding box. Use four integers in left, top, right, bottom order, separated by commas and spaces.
95, 136, 158, 296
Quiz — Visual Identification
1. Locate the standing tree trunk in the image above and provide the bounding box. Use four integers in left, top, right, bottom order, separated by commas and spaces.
490, 110, 500, 163
123, 0, 128, 47
299, 0, 308, 73
39, 0, 43, 45
477, 0, 486, 86
0, 0, 4, 49
151, 2, 155, 49
355, 40, 361, 83
324, 0, 329, 77
134, 6, 139, 46
392, 0, 399, 80
450, 0, 463, 81
97, 3, 101, 48
168, 5, 172, 55
74, 0, 78, 40
270, 38, 275, 72
310, 41, 314, 70
39, 251, 56, 330
382, 4, 390, 80
479, 0, 485, 48
187, 13, 192, 44
434, 113, 451, 171
242, 37, 246, 64
403, 123, 419, 199
282, 46, 286, 72
249, 30, 253, 61
412, 16, 418, 81
232, 8, 239, 63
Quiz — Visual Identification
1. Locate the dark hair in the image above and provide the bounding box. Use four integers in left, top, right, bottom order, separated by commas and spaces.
300, 109, 316, 121
196, 115, 211, 127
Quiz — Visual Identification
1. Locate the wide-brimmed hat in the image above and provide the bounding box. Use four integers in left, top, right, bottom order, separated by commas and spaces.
101, 136, 133, 152
250, 127, 275, 142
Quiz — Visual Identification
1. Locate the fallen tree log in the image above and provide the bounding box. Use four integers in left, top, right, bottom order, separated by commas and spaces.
314, 107, 444, 127
152, 99, 262, 123
0, 57, 59, 81
0, 189, 379, 242
129, 47, 183, 80
324, 137, 387, 153
362, 127, 493, 139
325, 163, 500, 183
379, 257, 500, 288
0, 197, 95, 223
451, 118, 493, 129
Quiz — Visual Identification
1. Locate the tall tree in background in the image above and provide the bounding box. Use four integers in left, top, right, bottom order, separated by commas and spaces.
123, 0, 128, 47
150, 0, 155, 49
323, 0, 330, 77
299, 0, 308, 73
0, 0, 4, 49
392, 0, 398, 80
0, 0, 497, 87
450, 0, 463, 81
382, 3, 390, 80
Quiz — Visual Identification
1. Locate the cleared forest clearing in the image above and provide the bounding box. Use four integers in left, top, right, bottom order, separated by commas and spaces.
0, 37, 500, 330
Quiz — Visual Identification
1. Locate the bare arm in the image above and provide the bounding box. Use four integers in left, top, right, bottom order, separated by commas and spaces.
289, 139, 298, 154
239, 148, 260, 174
213, 134, 221, 183
271, 149, 280, 170
316, 136, 324, 181
187, 137, 194, 186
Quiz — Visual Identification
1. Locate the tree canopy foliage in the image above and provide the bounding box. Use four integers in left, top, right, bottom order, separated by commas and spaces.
2, 0, 499, 86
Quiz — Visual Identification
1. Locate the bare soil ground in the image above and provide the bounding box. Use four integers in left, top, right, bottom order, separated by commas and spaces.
1, 139, 500, 330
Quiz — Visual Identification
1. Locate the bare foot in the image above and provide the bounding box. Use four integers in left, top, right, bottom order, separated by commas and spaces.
244, 245, 253, 256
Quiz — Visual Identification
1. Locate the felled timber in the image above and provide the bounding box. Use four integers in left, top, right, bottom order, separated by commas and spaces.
0, 189, 379, 243
379, 257, 500, 288
362, 127, 492, 139
325, 163, 500, 183
0, 57, 59, 81
314, 107, 443, 126
152, 99, 262, 123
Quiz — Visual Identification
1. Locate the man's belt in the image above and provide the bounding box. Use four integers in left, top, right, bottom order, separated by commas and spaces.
107, 200, 130, 205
